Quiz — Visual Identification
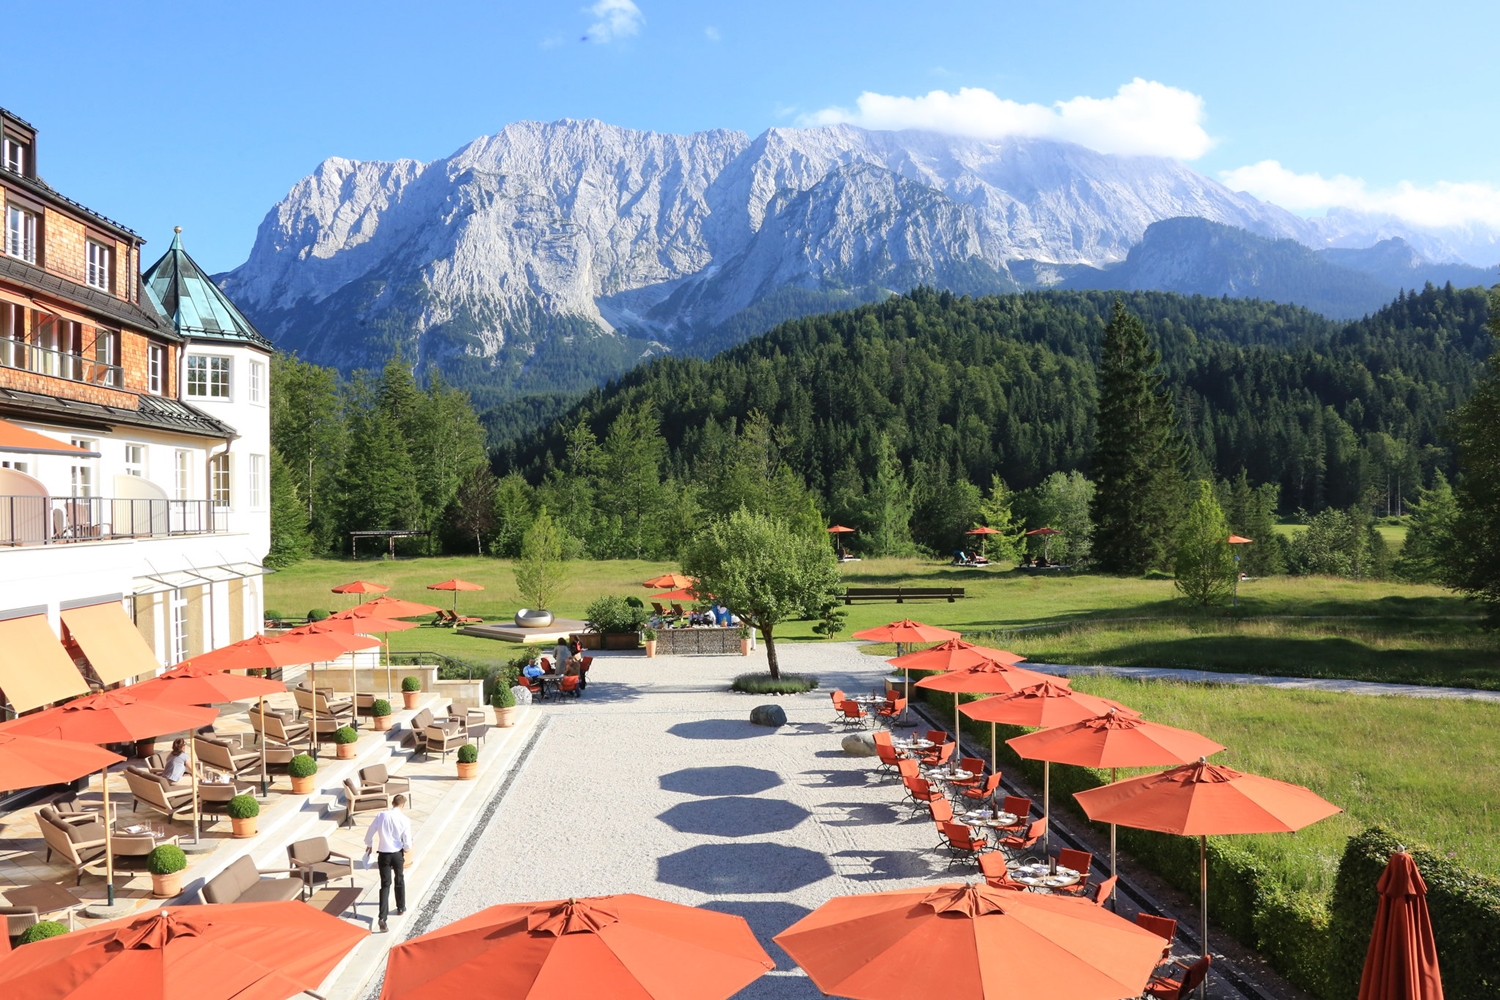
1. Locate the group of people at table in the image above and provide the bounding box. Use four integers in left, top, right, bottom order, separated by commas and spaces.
518, 641, 590, 699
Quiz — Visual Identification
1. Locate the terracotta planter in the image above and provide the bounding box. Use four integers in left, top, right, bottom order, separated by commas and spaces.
151, 871, 183, 899
644, 639, 657, 658
290, 774, 316, 794
134, 739, 158, 759
456, 762, 478, 780
402, 691, 420, 710
372, 715, 392, 731
336, 741, 357, 760
495, 706, 518, 728
740, 639, 751, 656
231, 816, 257, 839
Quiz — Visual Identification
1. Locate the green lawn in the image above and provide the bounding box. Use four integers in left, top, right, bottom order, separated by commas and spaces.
1272, 522, 1408, 548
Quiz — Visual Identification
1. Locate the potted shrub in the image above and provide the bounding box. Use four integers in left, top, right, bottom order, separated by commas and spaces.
455, 742, 479, 780
401, 675, 422, 710
19, 920, 68, 944
147, 844, 187, 898
287, 753, 318, 794
307, 608, 330, 622
371, 698, 393, 731
491, 684, 518, 728
226, 793, 260, 838
739, 625, 752, 656
643, 626, 658, 658
333, 725, 359, 759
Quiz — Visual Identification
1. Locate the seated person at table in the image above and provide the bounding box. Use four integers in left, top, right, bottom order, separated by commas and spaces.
1036, 554, 1049, 567
161, 738, 192, 786
713, 603, 732, 626
522, 656, 544, 679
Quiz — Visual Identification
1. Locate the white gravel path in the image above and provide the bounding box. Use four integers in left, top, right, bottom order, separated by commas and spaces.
425, 642, 957, 999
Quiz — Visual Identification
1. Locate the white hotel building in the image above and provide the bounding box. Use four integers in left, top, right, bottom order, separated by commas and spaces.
0, 106, 271, 719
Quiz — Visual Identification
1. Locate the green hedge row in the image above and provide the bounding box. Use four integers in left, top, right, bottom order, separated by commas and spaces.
928, 690, 1500, 998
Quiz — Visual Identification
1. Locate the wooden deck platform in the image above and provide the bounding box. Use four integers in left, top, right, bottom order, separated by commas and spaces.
457, 618, 589, 644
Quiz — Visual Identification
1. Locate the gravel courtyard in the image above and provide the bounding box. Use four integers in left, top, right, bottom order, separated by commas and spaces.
424, 642, 945, 999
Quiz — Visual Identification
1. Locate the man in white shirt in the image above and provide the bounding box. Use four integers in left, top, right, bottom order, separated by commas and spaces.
364, 793, 412, 932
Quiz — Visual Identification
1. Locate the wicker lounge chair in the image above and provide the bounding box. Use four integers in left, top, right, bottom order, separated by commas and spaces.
201, 855, 305, 904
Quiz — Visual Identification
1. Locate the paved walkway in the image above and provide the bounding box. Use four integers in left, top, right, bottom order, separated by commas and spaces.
1023, 662, 1500, 702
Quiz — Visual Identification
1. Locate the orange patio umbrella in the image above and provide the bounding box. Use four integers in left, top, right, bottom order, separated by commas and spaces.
653, 587, 708, 603
0, 693, 218, 904
335, 595, 442, 620
960, 679, 1136, 848
331, 579, 389, 601
1007, 709, 1227, 891
853, 620, 964, 726
887, 638, 1025, 672
0, 732, 123, 794
642, 573, 695, 589
0, 901, 365, 1000
1075, 759, 1342, 969
131, 664, 286, 798
427, 578, 485, 617
964, 525, 1002, 560
774, 881, 1165, 1000
381, 894, 774, 1000
1359, 850, 1445, 1000
293, 616, 414, 702
916, 661, 1056, 764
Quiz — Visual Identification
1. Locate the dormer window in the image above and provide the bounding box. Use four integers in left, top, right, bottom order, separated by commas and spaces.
2, 136, 26, 176
86, 240, 113, 290
5, 204, 37, 263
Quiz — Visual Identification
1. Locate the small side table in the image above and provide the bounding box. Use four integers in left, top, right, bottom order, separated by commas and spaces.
306, 886, 364, 922
5, 883, 83, 930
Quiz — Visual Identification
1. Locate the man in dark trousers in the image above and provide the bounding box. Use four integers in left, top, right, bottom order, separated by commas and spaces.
364, 792, 412, 932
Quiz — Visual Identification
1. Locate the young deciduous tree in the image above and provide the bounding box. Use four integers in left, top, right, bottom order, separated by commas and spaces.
1090, 301, 1186, 574
1173, 481, 1235, 606
447, 465, 497, 556
514, 509, 566, 611
682, 509, 842, 679
1023, 471, 1096, 565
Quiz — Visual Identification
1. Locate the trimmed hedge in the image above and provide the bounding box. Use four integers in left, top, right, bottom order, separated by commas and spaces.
1328, 827, 1500, 999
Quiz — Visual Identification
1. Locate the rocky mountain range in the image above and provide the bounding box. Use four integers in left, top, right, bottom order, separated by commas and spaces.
218, 118, 1498, 400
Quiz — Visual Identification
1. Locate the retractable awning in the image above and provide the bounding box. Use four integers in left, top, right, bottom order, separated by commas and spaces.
0, 614, 89, 713
131, 561, 269, 596
0, 419, 98, 457
60, 601, 161, 685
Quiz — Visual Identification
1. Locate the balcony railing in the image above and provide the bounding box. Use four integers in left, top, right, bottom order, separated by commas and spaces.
0, 496, 219, 546
0, 339, 123, 388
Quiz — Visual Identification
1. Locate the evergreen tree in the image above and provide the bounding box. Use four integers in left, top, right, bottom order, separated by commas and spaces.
1449, 289, 1500, 621
265, 449, 312, 569
334, 376, 421, 546
1394, 472, 1457, 584
1090, 301, 1186, 573
408, 371, 488, 537
593, 404, 671, 559
490, 472, 535, 557
975, 475, 1026, 563
269, 354, 345, 552
861, 432, 914, 557
1218, 471, 1285, 576
1173, 481, 1235, 606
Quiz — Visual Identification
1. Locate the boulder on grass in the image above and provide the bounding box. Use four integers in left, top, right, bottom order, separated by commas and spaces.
750, 704, 787, 727
510, 685, 533, 707
842, 732, 879, 757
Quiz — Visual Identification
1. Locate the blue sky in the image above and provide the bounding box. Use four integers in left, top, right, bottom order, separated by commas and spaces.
5, 1, 1497, 272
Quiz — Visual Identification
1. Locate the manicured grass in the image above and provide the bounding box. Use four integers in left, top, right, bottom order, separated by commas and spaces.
1272, 522, 1408, 548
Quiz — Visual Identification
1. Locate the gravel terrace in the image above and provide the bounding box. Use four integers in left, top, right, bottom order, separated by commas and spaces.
421, 642, 1268, 1000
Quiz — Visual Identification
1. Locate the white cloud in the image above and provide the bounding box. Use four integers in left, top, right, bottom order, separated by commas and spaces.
585, 0, 643, 43
1221, 160, 1500, 229
802, 78, 1215, 160
704, 26, 721, 41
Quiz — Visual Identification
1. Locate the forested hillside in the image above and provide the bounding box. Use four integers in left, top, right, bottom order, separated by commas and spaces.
501, 286, 1490, 519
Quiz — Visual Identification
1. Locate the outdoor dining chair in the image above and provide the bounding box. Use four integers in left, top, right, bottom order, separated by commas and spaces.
838, 700, 871, 728
1144, 956, 1211, 999
998, 795, 1031, 831
877, 696, 906, 725
925, 729, 948, 745
341, 779, 391, 827
942, 822, 989, 867
951, 756, 987, 789
997, 817, 1046, 857
896, 759, 920, 798
1135, 913, 1178, 964
904, 777, 944, 814
979, 851, 1024, 890
829, 689, 847, 722
873, 741, 902, 776
1053, 848, 1094, 895
1090, 874, 1118, 907
287, 836, 355, 894
961, 772, 1003, 805
920, 741, 954, 767
559, 675, 582, 697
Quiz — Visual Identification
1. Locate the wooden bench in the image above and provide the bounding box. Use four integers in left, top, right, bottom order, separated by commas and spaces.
842, 587, 966, 605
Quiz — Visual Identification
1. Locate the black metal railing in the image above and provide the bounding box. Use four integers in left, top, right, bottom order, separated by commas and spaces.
0, 339, 123, 388
0, 495, 219, 546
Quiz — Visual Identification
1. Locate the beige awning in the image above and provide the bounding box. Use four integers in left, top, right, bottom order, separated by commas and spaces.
61, 602, 161, 685
0, 614, 89, 712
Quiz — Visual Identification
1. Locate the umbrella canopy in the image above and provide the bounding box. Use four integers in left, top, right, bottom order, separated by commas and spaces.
334, 596, 441, 619
653, 587, 708, 602
826, 525, 856, 534
851, 619, 961, 644
1227, 535, 1254, 544
427, 579, 484, 592
331, 580, 389, 595
1025, 527, 1061, 536
959, 680, 1135, 728
918, 662, 1056, 697
0, 691, 218, 743
1073, 759, 1342, 836
381, 894, 774, 1000
774, 881, 1165, 1000
1006, 710, 1226, 769
0, 733, 123, 794
1359, 851, 1445, 1000
887, 639, 1025, 671
0, 902, 365, 1000
965, 526, 1002, 535
175, 634, 353, 673
130, 664, 286, 705
299, 616, 415, 635
642, 573, 695, 589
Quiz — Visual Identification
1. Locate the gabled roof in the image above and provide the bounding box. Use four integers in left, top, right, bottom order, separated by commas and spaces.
142, 230, 272, 350
0, 255, 175, 338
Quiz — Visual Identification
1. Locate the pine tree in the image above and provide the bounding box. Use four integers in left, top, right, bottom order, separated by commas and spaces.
334, 383, 421, 545
265, 449, 312, 569
861, 432, 913, 557
1173, 481, 1235, 606
975, 475, 1025, 563
1449, 289, 1500, 620
269, 354, 345, 551
1394, 472, 1457, 583
1090, 301, 1186, 573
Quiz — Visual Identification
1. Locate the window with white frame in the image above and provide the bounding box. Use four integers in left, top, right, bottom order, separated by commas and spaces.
174, 450, 190, 500
124, 443, 146, 477
186, 355, 230, 398
249, 360, 265, 404
148, 344, 165, 394
248, 454, 265, 507
2, 136, 27, 175
70, 437, 95, 497
170, 589, 188, 664
85, 241, 113, 291
0, 459, 28, 473
210, 453, 231, 507
5, 204, 37, 263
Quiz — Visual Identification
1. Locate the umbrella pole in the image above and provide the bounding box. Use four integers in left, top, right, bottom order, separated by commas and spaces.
189, 731, 201, 844
1043, 761, 1050, 855
1200, 834, 1209, 995
259, 695, 268, 796
101, 766, 114, 906
385, 634, 392, 705
990, 722, 996, 775
1109, 767, 1118, 910
311, 661, 319, 759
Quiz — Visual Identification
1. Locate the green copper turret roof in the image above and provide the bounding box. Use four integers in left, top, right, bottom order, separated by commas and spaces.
142, 230, 272, 350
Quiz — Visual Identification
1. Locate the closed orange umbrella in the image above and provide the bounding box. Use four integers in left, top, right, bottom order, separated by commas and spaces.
917, 661, 1057, 763
1007, 710, 1226, 890
1075, 760, 1341, 969
0, 732, 122, 794
642, 573, 695, 589
1359, 851, 1445, 1000
0, 693, 217, 904
774, 881, 1164, 1000
381, 894, 773, 1000
0, 902, 365, 1000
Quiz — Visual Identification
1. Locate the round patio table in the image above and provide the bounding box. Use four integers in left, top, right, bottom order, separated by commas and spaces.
961, 809, 1018, 831
1009, 863, 1082, 890
923, 768, 975, 784
893, 738, 934, 750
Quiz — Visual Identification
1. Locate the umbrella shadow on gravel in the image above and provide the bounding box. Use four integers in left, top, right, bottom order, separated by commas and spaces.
660, 766, 783, 797
830, 848, 940, 882
658, 797, 811, 837
658, 843, 833, 894
798, 769, 873, 788
700, 900, 811, 970
668, 720, 776, 740
816, 801, 903, 826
